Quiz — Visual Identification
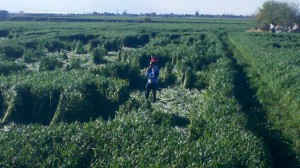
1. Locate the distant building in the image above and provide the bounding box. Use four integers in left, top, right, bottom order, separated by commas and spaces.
0, 10, 9, 18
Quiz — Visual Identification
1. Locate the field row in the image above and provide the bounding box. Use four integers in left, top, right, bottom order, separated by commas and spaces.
229, 32, 300, 163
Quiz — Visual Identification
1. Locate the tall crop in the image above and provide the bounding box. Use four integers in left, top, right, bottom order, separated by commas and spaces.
229, 32, 300, 162
0, 70, 129, 125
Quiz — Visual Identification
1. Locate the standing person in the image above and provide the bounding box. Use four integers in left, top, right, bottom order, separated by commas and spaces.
145, 60, 160, 102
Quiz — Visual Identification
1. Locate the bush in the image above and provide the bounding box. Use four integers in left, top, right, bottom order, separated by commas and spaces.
122, 35, 139, 48
39, 55, 63, 71
74, 41, 86, 54
186, 37, 194, 45
92, 47, 106, 64
138, 34, 150, 46
61, 34, 96, 44
68, 55, 82, 70
103, 38, 121, 51
23, 49, 44, 63
85, 34, 97, 44
0, 29, 9, 37
44, 40, 65, 52
134, 52, 150, 68
122, 34, 149, 48
87, 39, 102, 51
151, 31, 157, 38
169, 34, 181, 40
152, 37, 171, 47
2, 45, 24, 59
24, 40, 38, 49
0, 61, 26, 75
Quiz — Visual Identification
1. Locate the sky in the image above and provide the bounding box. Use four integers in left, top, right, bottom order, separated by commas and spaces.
0, 0, 299, 15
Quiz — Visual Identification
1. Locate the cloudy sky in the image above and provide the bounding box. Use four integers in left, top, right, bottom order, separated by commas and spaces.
0, 0, 299, 15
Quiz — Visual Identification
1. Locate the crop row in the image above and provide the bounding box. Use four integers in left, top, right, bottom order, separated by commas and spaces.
229, 32, 300, 161
0, 70, 129, 125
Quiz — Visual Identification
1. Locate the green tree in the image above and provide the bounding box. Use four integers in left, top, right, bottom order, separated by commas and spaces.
256, 1, 299, 28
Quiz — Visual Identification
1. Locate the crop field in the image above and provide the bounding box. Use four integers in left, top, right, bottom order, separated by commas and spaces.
0, 16, 299, 167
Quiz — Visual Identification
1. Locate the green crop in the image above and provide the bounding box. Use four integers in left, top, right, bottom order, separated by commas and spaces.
229, 32, 300, 162
0, 16, 298, 167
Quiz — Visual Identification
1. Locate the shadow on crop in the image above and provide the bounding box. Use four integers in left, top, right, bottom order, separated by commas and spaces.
153, 111, 190, 128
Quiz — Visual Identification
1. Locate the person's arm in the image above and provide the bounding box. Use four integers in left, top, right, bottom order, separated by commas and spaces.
145, 66, 151, 76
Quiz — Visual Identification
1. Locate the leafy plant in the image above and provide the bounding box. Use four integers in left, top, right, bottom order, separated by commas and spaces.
74, 40, 86, 54
0, 29, 9, 37
39, 54, 63, 71
92, 46, 106, 64
2, 44, 24, 59
44, 39, 65, 52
